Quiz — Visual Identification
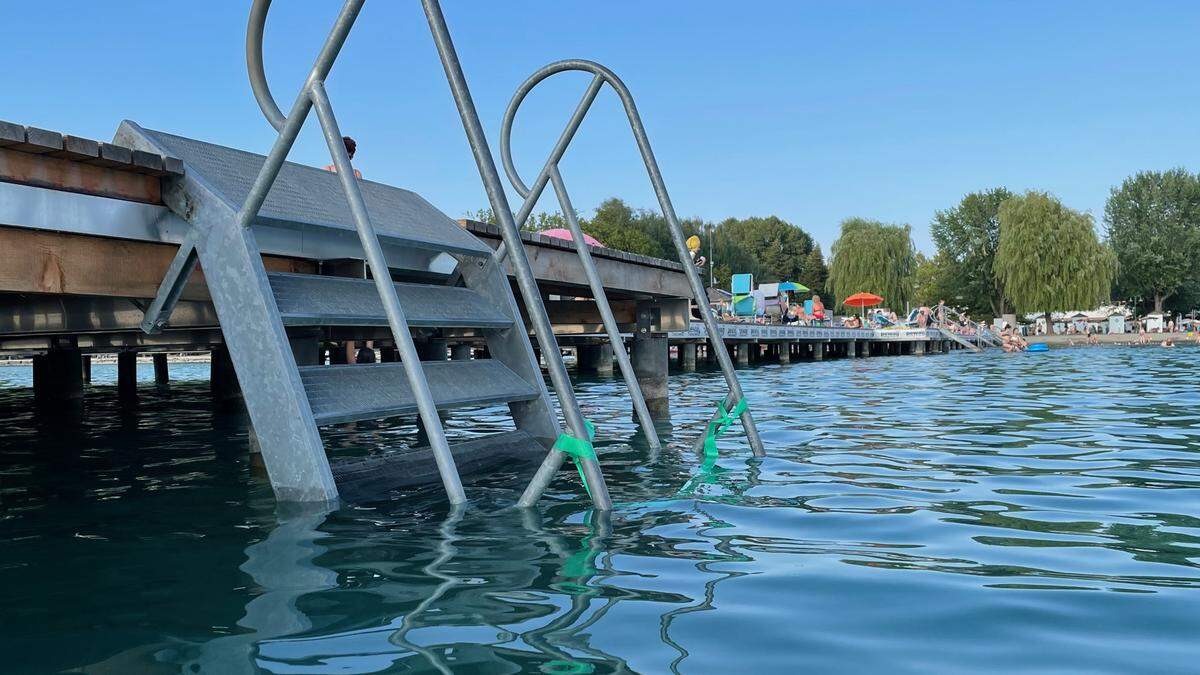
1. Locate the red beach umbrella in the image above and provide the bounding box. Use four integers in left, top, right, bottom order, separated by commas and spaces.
843, 292, 884, 318
843, 292, 883, 308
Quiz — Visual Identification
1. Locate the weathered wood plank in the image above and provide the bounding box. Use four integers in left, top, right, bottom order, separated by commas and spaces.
0, 121, 24, 147
0, 226, 316, 300
88, 142, 132, 168
0, 147, 162, 204
9, 126, 63, 154
50, 135, 101, 162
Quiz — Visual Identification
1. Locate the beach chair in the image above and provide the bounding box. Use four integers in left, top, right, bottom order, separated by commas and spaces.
731, 273, 755, 318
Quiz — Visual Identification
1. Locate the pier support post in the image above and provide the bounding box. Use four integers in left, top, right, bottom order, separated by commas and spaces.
288, 329, 322, 366
679, 342, 697, 371
813, 342, 825, 361
33, 348, 84, 403
117, 351, 138, 401
914, 341, 927, 356
210, 346, 241, 404
578, 343, 614, 375
733, 343, 749, 367
451, 343, 473, 361
847, 341, 857, 359
778, 342, 791, 364
379, 345, 398, 362
153, 353, 170, 385
422, 339, 449, 361
81, 354, 91, 384
631, 332, 669, 419
705, 340, 719, 364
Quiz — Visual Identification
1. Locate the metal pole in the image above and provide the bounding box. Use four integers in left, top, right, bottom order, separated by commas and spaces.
421, 0, 611, 510
235, 0, 365, 230
490, 75, 606, 265
550, 166, 661, 451
611, 79, 764, 456
310, 81, 466, 504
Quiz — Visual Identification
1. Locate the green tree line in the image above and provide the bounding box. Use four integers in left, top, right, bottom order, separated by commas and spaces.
468, 198, 828, 291
471, 168, 1200, 319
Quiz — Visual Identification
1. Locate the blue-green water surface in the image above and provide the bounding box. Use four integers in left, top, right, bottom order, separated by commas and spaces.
1, 347, 1198, 673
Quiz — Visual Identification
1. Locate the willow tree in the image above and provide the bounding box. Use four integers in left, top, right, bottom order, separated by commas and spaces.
993, 192, 1115, 322
1105, 169, 1200, 313
931, 187, 1014, 317
827, 218, 917, 310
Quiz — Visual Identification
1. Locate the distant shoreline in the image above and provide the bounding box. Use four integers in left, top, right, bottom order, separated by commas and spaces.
1026, 332, 1195, 347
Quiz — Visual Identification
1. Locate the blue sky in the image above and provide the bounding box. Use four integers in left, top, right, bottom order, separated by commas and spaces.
4, 1, 1199, 253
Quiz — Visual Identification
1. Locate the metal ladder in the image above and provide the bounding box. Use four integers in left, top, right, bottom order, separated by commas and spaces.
130, 0, 612, 510
491, 61, 766, 482
936, 307, 996, 351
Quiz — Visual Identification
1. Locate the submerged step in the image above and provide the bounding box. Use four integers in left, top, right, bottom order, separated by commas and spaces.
330, 429, 547, 501
269, 272, 512, 328
299, 360, 540, 425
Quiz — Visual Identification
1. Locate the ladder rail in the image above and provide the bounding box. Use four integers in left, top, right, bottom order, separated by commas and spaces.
486, 71, 661, 453
495, 60, 765, 466
548, 166, 663, 453
422, 1, 613, 511
242, 0, 466, 504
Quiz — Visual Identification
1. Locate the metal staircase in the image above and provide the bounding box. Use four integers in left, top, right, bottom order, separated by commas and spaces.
126, 0, 613, 509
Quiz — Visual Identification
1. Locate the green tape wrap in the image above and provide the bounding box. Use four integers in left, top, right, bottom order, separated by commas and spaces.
703, 397, 748, 459
553, 419, 597, 498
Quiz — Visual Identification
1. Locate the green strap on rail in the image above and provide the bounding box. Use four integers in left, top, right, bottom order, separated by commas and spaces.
703, 397, 749, 459
553, 419, 597, 499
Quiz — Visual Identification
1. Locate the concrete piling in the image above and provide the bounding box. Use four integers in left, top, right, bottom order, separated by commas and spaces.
153, 353, 169, 385
117, 351, 138, 401
631, 332, 669, 419
210, 346, 241, 404
578, 343, 614, 375
679, 342, 697, 371
32, 348, 84, 403
778, 341, 791, 364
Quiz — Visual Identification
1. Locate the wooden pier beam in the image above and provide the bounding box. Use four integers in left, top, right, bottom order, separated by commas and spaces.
117, 351, 138, 401
631, 332, 669, 419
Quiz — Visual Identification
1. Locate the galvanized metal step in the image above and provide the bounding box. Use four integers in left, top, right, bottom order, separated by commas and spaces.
268, 272, 512, 328
330, 429, 547, 501
118, 123, 493, 258
299, 360, 539, 425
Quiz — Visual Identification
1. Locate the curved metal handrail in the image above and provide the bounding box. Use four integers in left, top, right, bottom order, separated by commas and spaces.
496, 59, 765, 464
246, 0, 287, 131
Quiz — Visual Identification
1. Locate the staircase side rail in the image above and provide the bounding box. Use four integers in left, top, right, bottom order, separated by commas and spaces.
245, 0, 466, 504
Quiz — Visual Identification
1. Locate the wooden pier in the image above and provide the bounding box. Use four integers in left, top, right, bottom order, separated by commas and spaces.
1, 121, 966, 423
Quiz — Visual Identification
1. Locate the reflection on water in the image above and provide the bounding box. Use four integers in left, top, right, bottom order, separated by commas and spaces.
1, 347, 1199, 673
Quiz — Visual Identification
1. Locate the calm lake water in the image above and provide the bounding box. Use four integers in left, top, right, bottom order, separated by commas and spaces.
1, 347, 1198, 673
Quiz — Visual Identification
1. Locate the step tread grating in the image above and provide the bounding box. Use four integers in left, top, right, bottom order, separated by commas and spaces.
269, 272, 512, 328
299, 360, 539, 425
